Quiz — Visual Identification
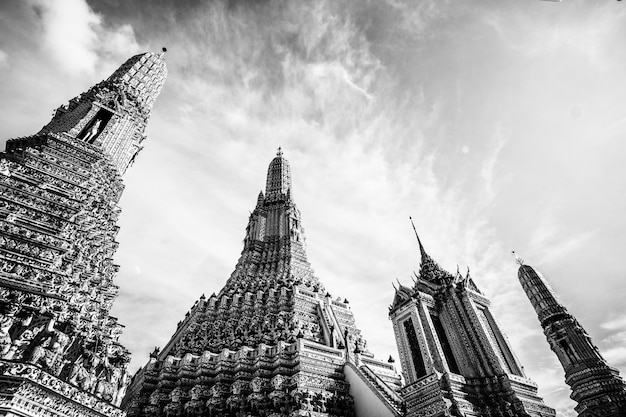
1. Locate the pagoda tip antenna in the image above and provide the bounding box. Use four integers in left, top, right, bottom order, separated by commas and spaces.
409, 216, 417, 237
409, 216, 422, 247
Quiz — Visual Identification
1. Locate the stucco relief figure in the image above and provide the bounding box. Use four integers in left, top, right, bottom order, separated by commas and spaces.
245, 223, 252, 243
69, 352, 98, 391
5, 319, 37, 360
290, 223, 301, 242
0, 305, 18, 356
0, 159, 11, 176
113, 364, 130, 406
117, 91, 128, 109
1, 308, 35, 360
82, 118, 103, 143
27, 320, 71, 375
95, 371, 118, 402
289, 213, 303, 243
355, 335, 367, 353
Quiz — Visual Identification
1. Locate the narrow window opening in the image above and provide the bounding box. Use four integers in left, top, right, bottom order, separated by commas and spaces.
559, 339, 577, 363
430, 313, 460, 374
403, 318, 427, 379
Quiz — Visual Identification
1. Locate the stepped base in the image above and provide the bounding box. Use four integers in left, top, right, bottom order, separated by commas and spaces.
402, 372, 555, 417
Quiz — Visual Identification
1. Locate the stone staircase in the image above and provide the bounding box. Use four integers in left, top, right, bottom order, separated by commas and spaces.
343, 362, 404, 416
359, 364, 404, 414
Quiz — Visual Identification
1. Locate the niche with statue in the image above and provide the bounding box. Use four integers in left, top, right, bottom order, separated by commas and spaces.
77, 109, 113, 144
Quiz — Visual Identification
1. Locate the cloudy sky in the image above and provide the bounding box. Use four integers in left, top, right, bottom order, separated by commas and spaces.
1, 0, 625, 415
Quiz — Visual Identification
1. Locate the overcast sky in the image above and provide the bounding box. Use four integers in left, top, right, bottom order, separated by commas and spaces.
1, 1, 625, 415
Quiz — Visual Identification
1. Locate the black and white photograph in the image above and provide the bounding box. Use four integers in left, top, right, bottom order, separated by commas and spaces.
0, 1, 625, 416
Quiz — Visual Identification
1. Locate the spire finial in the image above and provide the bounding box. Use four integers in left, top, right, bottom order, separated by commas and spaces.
265, 148, 291, 197
409, 216, 427, 260
512, 250, 525, 266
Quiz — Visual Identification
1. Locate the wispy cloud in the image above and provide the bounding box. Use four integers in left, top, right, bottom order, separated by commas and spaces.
601, 315, 626, 332
527, 209, 594, 264
28, 0, 100, 74
27, 0, 140, 75
2, 1, 626, 415
481, 121, 508, 202
599, 314, 626, 368
102, 0, 518, 374
603, 346, 626, 370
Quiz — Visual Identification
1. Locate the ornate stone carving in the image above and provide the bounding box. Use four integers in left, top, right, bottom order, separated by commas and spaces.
390, 239, 556, 417
123, 152, 402, 416
518, 263, 626, 416
0, 50, 166, 416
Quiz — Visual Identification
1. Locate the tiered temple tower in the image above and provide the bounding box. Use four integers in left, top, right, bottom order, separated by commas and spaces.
389, 228, 555, 417
122, 149, 403, 417
515, 255, 626, 417
0, 51, 166, 416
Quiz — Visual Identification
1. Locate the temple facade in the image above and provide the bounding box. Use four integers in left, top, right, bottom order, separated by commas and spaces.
0, 51, 166, 416
516, 256, 626, 417
389, 230, 555, 417
122, 150, 404, 417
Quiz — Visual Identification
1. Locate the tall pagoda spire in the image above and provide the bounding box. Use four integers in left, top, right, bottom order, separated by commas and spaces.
0, 51, 166, 417
36, 50, 167, 175
516, 256, 626, 417
409, 217, 455, 285
388, 234, 555, 417
123, 150, 403, 417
